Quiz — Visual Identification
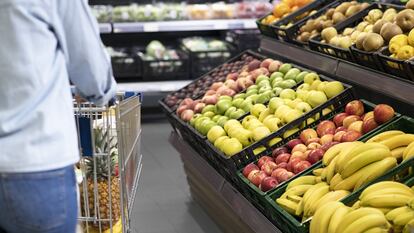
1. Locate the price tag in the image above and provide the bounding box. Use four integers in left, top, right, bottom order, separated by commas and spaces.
143, 23, 159, 32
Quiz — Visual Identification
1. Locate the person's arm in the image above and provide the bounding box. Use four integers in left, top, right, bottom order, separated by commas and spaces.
58, 0, 116, 106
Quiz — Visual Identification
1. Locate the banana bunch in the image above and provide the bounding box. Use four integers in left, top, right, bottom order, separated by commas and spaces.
311, 204, 391, 233
103, 220, 123, 233
367, 130, 414, 162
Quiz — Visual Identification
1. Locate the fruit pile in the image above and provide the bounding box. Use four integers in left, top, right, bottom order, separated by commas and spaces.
163, 54, 256, 110
310, 181, 414, 233
240, 100, 395, 192
261, 0, 314, 25
294, 1, 369, 43
275, 130, 414, 219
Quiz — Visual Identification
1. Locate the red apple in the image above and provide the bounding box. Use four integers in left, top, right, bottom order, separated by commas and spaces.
348, 121, 363, 133
260, 176, 279, 192
204, 90, 217, 96
257, 156, 274, 169
261, 161, 278, 176
287, 157, 302, 172
335, 126, 348, 133
320, 141, 339, 152
248, 170, 268, 187
316, 120, 336, 137
180, 98, 193, 107
333, 113, 349, 127
320, 134, 334, 145
276, 171, 295, 183
287, 139, 303, 149
275, 153, 291, 164
181, 109, 194, 121
306, 138, 320, 146
363, 111, 374, 121
334, 131, 347, 142
345, 100, 365, 116
202, 95, 219, 105
277, 162, 288, 169
343, 115, 361, 128
307, 142, 321, 150
176, 105, 189, 116
292, 144, 308, 153
272, 146, 289, 158
303, 150, 312, 160
362, 117, 379, 134
291, 151, 307, 160
307, 149, 325, 164
293, 161, 312, 174
237, 78, 254, 91
243, 163, 260, 178
271, 168, 288, 179
374, 104, 395, 124
226, 73, 239, 81
341, 130, 362, 142
193, 102, 206, 113
210, 82, 224, 91
300, 129, 318, 144
260, 58, 274, 69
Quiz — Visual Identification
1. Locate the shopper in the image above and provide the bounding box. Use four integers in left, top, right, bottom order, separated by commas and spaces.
0, 1, 116, 233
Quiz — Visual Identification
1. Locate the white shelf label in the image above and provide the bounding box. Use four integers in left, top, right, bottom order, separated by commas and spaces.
143, 23, 159, 32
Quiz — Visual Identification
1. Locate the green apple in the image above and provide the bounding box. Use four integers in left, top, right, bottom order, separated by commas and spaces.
269, 97, 285, 113
279, 79, 297, 89
230, 109, 245, 119
310, 79, 322, 90
232, 98, 244, 108
224, 119, 242, 131
234, 129, 254, 147
275, 105, 292, 119
240, 100, 253, 113
271, 77, 284, 87
258, 79, 271, 88
252, 126, 272, 141
216, 99, 232, 115
295, 71, 309, 83
248, 94, 259, 103
202, 105, 216, 114
199, 120, 216, 136
251, 104, 267, 118
304, 72, 320, 84
190, 114, 202, 126
263, 116, 282, 132
224, 106, 237, 117
279, 63, 292, 74
283, 128, 299, 138
214, 135, 229, 148
323, 81, 344, 98
219, 96, 232, 101
296, 89, 309, 102
222, 138, 243, 157
202, 111, 215, 118
207, 125, 226, 143
284, 68, 301, 80
297, 83, 310, 91
317, 81, 328, 92
295, 102, 312, 114
273, 87, 283, 97
247, 85, 258, 92
195, 116, 209, 130
258, 108, 272, 122
233, 93, 246, 99
270, 72, 284, 83
256, 90, 273, 104
212, 115, 221, 122
280, 89, 296, 100
255, 75, 269, 84
272, 80, 283, 88
216, 116, 229, 127
245, 89, 258, 97
307, 90, 328, 108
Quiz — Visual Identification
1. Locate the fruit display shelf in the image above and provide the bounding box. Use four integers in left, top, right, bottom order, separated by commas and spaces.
236, 99, 400, 214
99, 23, 112, 33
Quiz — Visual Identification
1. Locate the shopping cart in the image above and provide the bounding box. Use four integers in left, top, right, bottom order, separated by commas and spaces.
74, 92, 142, 233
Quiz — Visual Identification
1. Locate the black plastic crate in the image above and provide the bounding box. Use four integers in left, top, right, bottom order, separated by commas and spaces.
257, 13, 279, 38
109, 47, 141, 78
226, 29, 261, 52
139, 50, 190, 81
350, 44, 383, 70
377, 46, 414, 81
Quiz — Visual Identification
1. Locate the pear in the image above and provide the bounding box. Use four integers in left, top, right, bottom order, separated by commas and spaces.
356, 32, 368, 50
372, 19, 387, 34
362, 33, 384, 52
321, 27, 338, 43
395, 9, 414, 32
380, 23, 403, 42
407, 0, 414, 10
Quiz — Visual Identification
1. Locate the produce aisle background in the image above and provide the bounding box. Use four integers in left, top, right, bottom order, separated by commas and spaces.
130, 119, 223, 233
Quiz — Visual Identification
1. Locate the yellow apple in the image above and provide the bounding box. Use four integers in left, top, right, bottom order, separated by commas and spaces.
224, 119, 242, 131
307, 91, 328, 108
323, 81, 344, 98
275, 105, 292, 119
222, 138, 243, 157
252, 126, 272, 141
207, 125, 227, 143
258, 108, 272, 122
280, 89, 296, 100
269, 97, 285, 113
251, 104, 267, 117
284, 109, 302, 123
310, 80, 322, 90
263, 116, 282, 132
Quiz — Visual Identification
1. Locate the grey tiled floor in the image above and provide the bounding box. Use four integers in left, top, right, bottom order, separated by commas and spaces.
130, 120, 223, 233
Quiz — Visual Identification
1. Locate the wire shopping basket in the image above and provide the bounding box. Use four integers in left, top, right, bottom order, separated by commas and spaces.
74, 92, 142, 233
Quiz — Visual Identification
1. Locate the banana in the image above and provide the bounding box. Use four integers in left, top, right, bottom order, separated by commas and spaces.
379, 134, 414, 150
391, 146, 406, 160
408, 197, 414, 209
330, 173, 343, 190
315, 176, 323, 183
323, 142, 357, 166
336, 208, 385, 233
342, 214, 389, 233
312, 168, 324, 176
363, 227, 390, 233
351, 200, 361, 210
321, 167, 328, 182
315, 201, 344, 233
386, 206, 412, 221
360, 194, 412, 208
295, 199, 304, 216
304, 184, 330, 217
276, 198, 299, 215
336, 143, 386, 174
362, 187, 414, 202
340, 147, 391, 179
376, 208, 393, 214
284, 184, 314, 196
286, 176, 317, 190
286, 194, 302, 203
403, 219, 414, 233
367, 130, 405, 143
360, 181, 414, 201
302, 182, 328, 210
393, 209, 414, 226
352, 157, 398, 191
403, 141, 414, 160
327, 205, 350, 233
313, 190, 350, 214
335, 142, 365, 173
326, 157, 338, 184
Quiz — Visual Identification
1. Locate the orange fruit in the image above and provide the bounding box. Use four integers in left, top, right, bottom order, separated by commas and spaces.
273, 3, 291, 18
